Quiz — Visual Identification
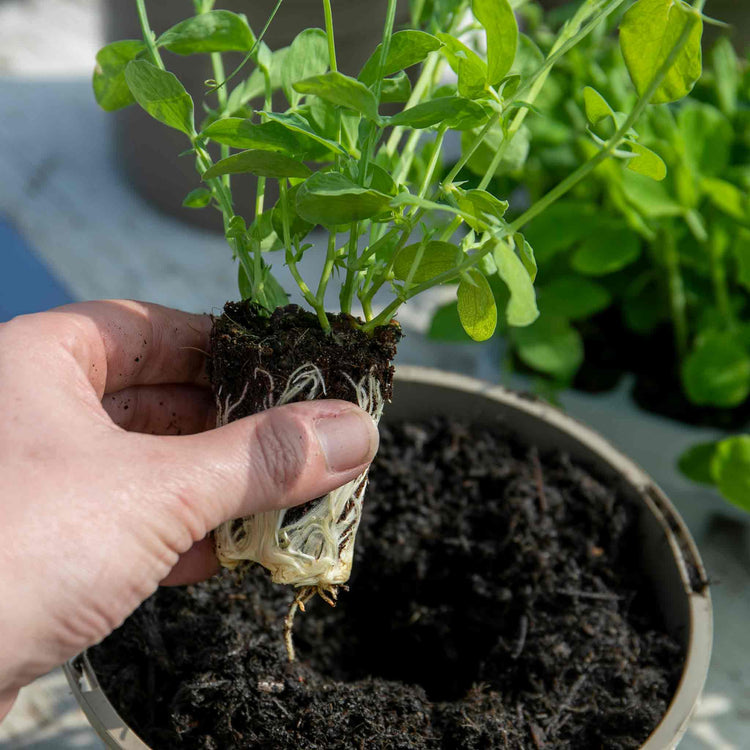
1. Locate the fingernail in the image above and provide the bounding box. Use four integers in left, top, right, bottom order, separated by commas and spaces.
315, 407, 379, 473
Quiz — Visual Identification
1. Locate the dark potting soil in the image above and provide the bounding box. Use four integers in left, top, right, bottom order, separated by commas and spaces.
209, 301, 401, 419
89, 417, 683, 750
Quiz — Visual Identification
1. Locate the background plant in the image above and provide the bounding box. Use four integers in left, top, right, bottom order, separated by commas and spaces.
428, 2, 750, 510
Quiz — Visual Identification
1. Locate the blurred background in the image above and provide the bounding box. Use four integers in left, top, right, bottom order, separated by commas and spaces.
0, 1, 748, 748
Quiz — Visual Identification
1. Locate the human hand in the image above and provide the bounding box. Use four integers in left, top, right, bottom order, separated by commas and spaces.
0, 300, 379, 718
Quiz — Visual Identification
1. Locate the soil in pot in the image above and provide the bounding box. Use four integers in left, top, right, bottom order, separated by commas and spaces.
89, 416, 683, 749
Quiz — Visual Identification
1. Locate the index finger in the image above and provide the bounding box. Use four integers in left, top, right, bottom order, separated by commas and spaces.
50, 300, 213, 395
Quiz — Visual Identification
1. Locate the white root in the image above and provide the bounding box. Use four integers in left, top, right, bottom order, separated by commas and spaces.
213, 364, 384, 646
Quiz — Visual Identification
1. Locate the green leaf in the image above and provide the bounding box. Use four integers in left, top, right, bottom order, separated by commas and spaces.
702, 177, 749, 223
294, 72, 379, 121
124, 60, 195, 136
201, 118, 300, 153
182, 187, 212, 208
472, 0, 517, 86
380, 72, 412, 104
458, 270, 497, 341
157, 10, 254, 55
262, 111, 347, 155
711, 436, 750, 512
493, 240, 539, 326
514, 233, 537, 282
682, 333, 750, 407
436, 32, 487, 99
619, 0, 703, 105
711, 36, 739, 116
282, 29, 329, 107
295, 172, 391, 226
386, 97, 488, 130
524, 201, 601, 264
621, 171, 684, 218
627, 142, 667, 181
582, 86, 615, 126
571, 224, 641, 275
428, 301, 472, 342
202, 150, 311, 180
511, 315, 584, 381
461, 124, 530, 177
678, 441, 719, 486
678, 102, 732, 177
358, 30, 442, 86
93, 40, 144, 112
393, 241, 460, 283
540, 276, 612, 320
455, 188, 508, 231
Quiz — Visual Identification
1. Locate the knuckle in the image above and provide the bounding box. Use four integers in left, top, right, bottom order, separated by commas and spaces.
252, 410, 310, 501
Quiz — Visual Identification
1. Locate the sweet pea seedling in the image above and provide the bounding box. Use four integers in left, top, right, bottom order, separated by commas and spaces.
95, 0, 711, 652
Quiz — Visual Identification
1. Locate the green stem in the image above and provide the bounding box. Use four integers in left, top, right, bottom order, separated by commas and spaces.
385, 53, 440, 158
210, 52, 231, 189
709, 229, 734, 328
316, 232, 337, 305
279, 181, 328, 330
509, 14, 697, 236
135, 0, 164, 70
322, 0, 337, 73
364, 10, 699, 333
661, 229, 688, 360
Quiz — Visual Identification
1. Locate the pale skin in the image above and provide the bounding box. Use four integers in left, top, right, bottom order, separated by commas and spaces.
0, 300, 379, 720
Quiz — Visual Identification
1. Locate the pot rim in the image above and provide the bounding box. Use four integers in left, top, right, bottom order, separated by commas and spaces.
64, 365, 713, 750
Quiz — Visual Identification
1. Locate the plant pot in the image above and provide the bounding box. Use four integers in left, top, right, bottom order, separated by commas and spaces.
104, 0, 409, 231
64, 365, 712, 749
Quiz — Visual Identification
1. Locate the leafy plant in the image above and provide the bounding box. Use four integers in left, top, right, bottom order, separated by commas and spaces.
96, 0, 703, 342
95, 0, 711, 630
428, 2, 749, 510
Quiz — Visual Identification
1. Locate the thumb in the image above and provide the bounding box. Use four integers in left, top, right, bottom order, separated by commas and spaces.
158, 399, 380, 537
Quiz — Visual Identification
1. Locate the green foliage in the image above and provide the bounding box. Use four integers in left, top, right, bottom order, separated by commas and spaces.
182, 187, 212, 208
124, 60, 195, 136
202, 150, 311, 180
472, 0, 517, 86
682, 333, 750, 408
157, 10, 255, 55
511, 316, 584, 382
295, 172, 390, 225
711, 437, 750, 511
619, 0, 702, 105
358, 30, 442, 86
457, 270, 497, 341
93, 40, 144, 112
294, 72, 380, 121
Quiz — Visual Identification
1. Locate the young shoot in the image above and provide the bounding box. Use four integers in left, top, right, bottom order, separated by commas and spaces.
94, 0, 706, 657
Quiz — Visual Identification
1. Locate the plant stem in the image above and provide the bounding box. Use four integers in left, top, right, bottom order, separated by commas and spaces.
508, 15, 698, 236
135, 0, 165, 70
322, 0, 337, 73
661, 229, 688, 360
316, 232, 337, 305
279, 181, 329, 330
364, 9, 699, 332
709, 227, 734, 329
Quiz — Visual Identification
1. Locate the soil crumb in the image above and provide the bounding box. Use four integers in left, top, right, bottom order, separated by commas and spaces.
90, 418, 683, 749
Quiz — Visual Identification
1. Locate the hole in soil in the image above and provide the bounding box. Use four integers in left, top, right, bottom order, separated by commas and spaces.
298, 569, 491, 701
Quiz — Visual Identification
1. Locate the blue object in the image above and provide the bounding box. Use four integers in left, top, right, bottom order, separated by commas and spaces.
0, 216, 73, 322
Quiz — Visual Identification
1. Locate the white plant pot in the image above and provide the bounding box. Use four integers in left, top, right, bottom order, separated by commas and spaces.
64, 366, 712, 749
